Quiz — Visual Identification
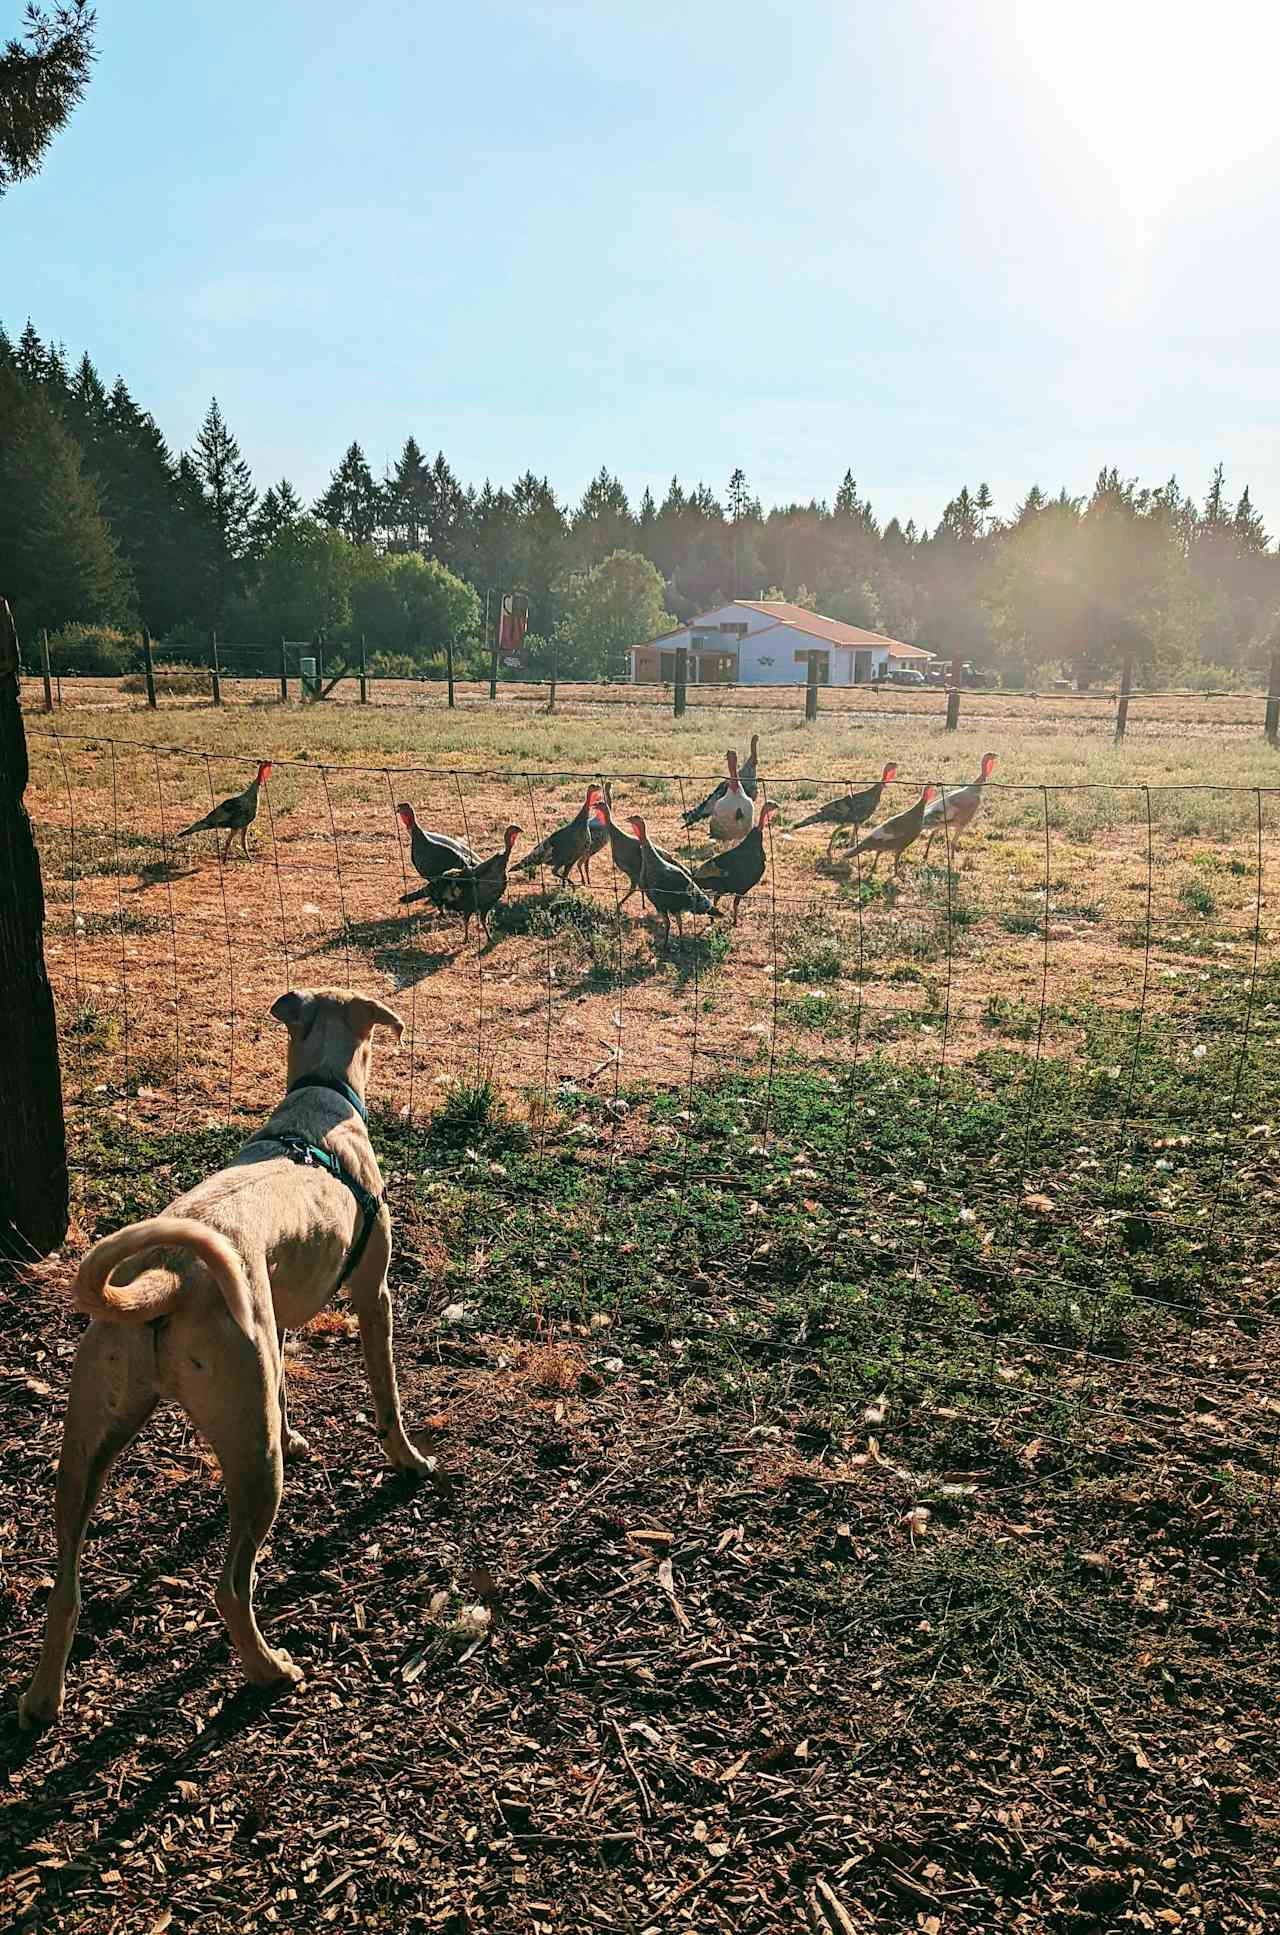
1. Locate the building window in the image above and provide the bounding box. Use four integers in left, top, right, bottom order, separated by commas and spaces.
794, 649, 830, 684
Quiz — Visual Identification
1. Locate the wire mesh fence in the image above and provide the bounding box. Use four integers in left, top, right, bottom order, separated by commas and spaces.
24, 725, 1280, 1523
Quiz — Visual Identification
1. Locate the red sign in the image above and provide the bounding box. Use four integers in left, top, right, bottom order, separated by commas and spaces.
499, 592, 528, 661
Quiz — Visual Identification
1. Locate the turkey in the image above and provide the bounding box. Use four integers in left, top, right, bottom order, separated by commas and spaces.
681, 733, 760, 827
400, 824, 521, 941
851, 783, 937, 878
396, 802, 479, 885
579, 784, 611, 885
920, 752, 998, 862
692, 801, 780, 924
627, 815, 720, 942
517, 784, 604, 887
708, 749, 756, 844
795, 762, 899, 860
598, 790, 679, 909
178, 761, 271, 861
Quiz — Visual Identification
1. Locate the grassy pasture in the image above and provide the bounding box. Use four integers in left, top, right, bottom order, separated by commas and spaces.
3, 690, 1278, 1931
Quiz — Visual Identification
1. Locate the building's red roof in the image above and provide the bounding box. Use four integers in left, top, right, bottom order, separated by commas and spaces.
630, 602, 933, 661
733, 601, 932, 657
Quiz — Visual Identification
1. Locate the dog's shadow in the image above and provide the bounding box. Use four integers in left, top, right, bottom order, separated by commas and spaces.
0, 1463, 452, 1891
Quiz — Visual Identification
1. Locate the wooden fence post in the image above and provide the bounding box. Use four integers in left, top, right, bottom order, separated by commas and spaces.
279, 637, 289, 703
1115, 656, 1133, 744
359, 633, 369, 705
446, 637, 455, 709
805, 653, 819, 722
489, 628, 499, 702
1265, 648, 1280, 749
142, 628, 157, 708
40, 628, 53, 713
548, 640, 558, 713
210, 630, 222, 705
674, 646, 687, 718
945, 652, 963, 731
0, 596, 68, 1257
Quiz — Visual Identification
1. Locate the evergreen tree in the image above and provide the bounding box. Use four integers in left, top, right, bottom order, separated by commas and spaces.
190, 397, 256, 619
252, 478, 303, 554
0, 359, 130, 636
15, 319, 47, 383
571, 468, 635, 568
385, 435, 429, 552
314, 440, 383, 545
0, 2, 96, 194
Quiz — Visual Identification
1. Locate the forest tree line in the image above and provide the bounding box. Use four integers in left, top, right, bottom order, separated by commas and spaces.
3, 317, 1278, 688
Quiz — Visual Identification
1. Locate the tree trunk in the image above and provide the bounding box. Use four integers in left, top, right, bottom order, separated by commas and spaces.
0, 596, 69, 1259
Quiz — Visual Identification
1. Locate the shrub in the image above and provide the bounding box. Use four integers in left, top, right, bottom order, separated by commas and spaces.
45, 624, 137, 676
121, 661, 211, 697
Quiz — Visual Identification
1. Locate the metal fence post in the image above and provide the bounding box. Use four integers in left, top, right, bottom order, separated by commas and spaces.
210, 630, 222, 706
279, 637, 289, 703
40, 628, 53, 713
359, 633, 369, 705
805, 653, 819, 722
446, 637, 455, 709
945, 652, 962, 731
674, 646, 687, 718
142, 628, 157, 708
1115, 656, 1133, 744
1265, 648, 1280, 748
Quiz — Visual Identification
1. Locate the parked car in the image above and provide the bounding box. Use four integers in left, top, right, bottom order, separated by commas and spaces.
889, 666, 927, 686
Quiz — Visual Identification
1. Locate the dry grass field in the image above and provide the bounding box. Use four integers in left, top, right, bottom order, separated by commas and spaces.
3, 686, 1278, 1933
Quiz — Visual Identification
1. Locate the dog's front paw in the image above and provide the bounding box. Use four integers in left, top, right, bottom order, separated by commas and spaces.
17, 1683, 63, 1731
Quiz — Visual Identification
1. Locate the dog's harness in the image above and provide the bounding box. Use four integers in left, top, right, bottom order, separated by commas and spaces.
251, 1075, 387, 1290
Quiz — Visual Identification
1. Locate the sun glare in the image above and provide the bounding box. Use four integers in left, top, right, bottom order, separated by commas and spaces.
980, 0, 1280, 234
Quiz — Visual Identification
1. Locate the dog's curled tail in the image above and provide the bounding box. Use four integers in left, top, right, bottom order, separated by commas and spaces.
73, 1218, 254, 1338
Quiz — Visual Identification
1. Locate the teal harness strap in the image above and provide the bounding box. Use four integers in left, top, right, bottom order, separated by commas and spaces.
255, 1132, 386, 1288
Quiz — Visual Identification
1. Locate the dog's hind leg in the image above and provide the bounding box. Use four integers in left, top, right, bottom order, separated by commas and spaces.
277, 1329, 310, 1461
186, 1334, 302, 1689
20, 1326, 157, 1728
350, 1274, 432, 1476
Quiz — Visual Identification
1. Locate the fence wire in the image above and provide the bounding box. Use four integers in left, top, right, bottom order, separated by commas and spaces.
23, 725, 1280, 1526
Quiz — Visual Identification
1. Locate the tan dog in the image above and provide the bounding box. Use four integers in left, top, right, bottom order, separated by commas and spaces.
20, 987, 428, 1728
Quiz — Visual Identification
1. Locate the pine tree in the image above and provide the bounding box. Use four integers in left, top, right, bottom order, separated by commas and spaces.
252, 478, 303, 553
314, 441, 382, 546
189, 397, 256, 619
0, 359, 131, 635
0, 1, 97, 195
571, 468, 634, 567
386, 435, 430, 552
15, 319, 47, 383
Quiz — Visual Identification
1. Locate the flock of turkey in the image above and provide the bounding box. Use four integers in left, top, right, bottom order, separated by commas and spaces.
178, 743, 1000, 946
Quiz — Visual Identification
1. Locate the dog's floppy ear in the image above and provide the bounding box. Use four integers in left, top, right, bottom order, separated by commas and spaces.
270, 991, 310, 1031
347, 995, 405, 1043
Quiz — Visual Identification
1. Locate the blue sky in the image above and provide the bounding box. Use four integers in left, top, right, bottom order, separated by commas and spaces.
6, 0, 1280, 532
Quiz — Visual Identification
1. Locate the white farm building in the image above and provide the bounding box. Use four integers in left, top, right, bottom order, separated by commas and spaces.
628, 600, 934, 687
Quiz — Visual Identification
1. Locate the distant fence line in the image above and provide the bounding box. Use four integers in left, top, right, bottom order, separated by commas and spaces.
20, 630, 1280, 743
